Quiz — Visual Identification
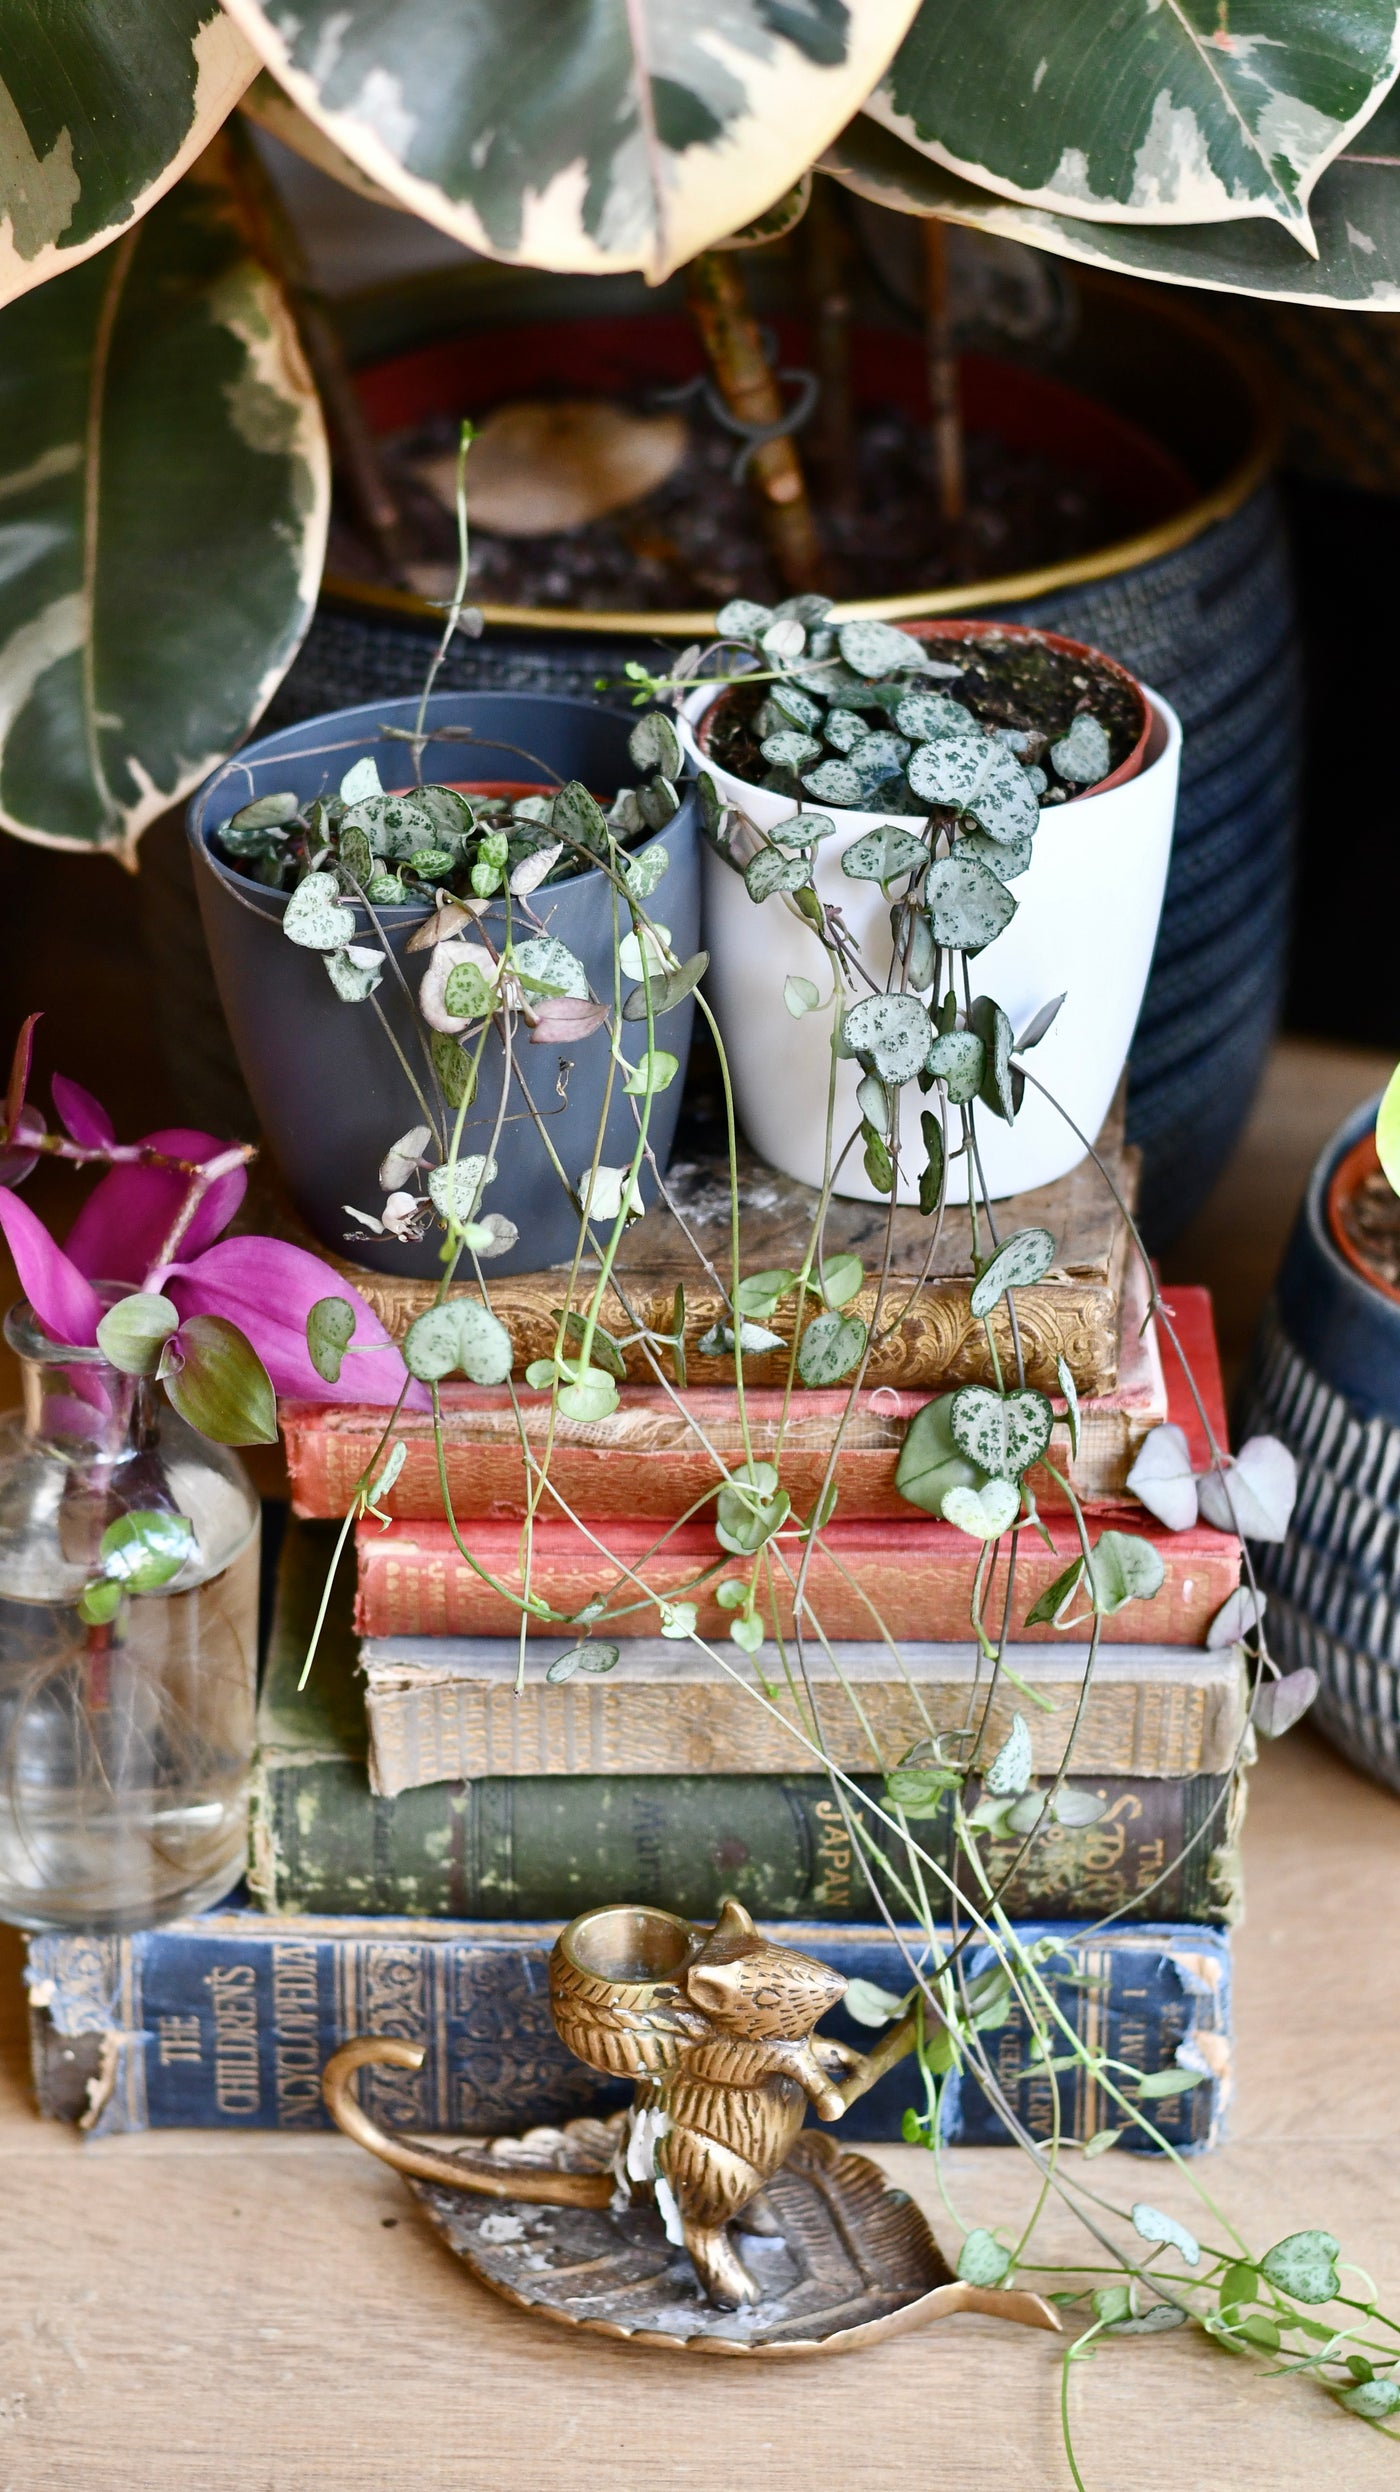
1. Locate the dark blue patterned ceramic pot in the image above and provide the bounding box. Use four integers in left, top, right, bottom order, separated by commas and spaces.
1237, 1094, 1400, 1791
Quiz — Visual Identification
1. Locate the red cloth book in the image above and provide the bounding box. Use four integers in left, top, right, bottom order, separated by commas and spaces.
290, 1270, 1213, 1528
351, 1285, 1236, 1644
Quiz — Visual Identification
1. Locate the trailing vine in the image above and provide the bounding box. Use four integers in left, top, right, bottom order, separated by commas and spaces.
243, 441, 1395, 2469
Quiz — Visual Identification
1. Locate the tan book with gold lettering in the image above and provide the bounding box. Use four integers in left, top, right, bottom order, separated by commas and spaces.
255, 1091, 1136, 1396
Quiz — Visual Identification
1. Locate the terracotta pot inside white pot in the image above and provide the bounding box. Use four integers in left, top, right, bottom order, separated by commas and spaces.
682, 622, 1181, 1205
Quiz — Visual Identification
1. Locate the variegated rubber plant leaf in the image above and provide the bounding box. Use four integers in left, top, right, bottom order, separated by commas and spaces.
217, 0, 921, 281
0, 140, 330, 858
824, 99, 1400, 307
236, 70, 408, 210
865, 0, 1400, 246
0, 2, 258, 310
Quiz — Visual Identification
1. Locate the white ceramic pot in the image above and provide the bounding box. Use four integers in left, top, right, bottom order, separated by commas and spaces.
682, 680, 1182, 1205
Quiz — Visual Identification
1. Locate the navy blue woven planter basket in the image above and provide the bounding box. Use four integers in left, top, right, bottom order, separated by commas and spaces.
1236, 1095, 1400, 1794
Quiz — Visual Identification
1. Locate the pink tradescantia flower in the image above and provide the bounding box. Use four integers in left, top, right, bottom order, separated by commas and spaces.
64, 1125, 248, 1284
0, 1079, 420, 1409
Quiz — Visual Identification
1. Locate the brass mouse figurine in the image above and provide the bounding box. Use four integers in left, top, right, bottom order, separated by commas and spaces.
553, 1897, 859, 2306
323, 1897, 1059, 2345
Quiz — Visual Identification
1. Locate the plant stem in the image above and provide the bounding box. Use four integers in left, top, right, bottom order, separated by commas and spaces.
922, 217, 965, 533
685, 249, 826, 595
802, 177, 856, 521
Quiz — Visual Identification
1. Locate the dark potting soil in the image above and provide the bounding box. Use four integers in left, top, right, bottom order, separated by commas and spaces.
337, 401, 1133, 613
1336, 1166, 1400, 1294
705, 631, 1142, 799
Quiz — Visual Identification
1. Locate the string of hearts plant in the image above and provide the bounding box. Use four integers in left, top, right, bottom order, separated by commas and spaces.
47, 454, 1396, 2477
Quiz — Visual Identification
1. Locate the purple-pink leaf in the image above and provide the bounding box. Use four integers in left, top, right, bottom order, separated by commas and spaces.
65, 1128, 248, 1284
159, 1236, 422, 1407
0, 1187, 101, 1345
51, 1073, 115, 1149
0, 1105, 42, 1190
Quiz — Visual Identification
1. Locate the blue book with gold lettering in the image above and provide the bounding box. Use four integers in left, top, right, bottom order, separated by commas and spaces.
26, 1904, 1230, 2152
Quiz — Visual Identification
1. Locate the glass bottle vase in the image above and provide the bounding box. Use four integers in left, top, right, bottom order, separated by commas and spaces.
0, 1301, 260, 1932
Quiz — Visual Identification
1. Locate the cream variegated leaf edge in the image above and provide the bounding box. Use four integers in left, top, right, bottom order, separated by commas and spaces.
0, 6, 258, 311
825, 109, 1400, 309
218, 0, 921, 282
237, 70, 410, 212
866, 0, 1400, 249
0, 155, 330, 860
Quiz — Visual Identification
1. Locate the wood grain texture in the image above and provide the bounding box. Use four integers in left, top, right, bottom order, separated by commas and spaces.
0, 1728, 1395, 2487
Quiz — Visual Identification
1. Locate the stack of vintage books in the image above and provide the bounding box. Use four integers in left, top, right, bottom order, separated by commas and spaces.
27, 1109, 1246, 2152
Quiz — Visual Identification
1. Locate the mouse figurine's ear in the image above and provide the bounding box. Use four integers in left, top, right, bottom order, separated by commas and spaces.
709, 1897, 757, 1948
686, 1957, 743, 2015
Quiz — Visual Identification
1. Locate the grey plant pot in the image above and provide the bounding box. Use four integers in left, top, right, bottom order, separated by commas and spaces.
187, 691, 700, 1279
1236, 1093, 1400, 1792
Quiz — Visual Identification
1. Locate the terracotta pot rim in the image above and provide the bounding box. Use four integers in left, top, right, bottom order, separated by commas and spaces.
695, 616, 1152, 803
1326, 1127, 1400, 1307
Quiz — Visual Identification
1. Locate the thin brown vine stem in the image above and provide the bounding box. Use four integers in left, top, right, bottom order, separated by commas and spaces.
838, 1784, 1187, 2283
412, 422, 476, 763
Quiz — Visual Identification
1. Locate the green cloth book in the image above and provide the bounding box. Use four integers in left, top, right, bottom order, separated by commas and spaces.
251, 1522, 1242, 1925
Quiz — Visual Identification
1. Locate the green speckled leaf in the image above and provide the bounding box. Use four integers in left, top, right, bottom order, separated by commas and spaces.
0, 4, 257, 309
907, 731, 1038, 843
868, 0, 1400, 242
220, 0, 921, 283
949, 1383, 1054, 1479
969, 1226, 1056, 1318
924, 853, 1017, 952
924, 1028, 984, 1103
840, 822, 928, 882
0, 152, 328, 857
843, 989, 932, 1083
825, 107, 1400, 308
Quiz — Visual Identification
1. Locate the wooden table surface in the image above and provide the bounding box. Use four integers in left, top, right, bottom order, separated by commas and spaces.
1, 1028, 1398, 2486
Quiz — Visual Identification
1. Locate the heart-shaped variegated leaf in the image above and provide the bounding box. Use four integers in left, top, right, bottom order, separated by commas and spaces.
510, 936, 589, 1001
797, 1309, 868, 1386
220, 0, 920, 283
983, 1710, 1033, 1795
840, 823, 929, 882
949, 1385, 1054, 1480
941, 1478, 1020, 1541
969, 1227, 1055, 1318
907, 732, 1038, 842
842, 991, 932, 1085
969, 994, 1016, 1121
1050, 714, 1112, 785
0, 5, 259, 311
924, 1029, 984, 1103
745, 847, 811, 903
837, 619, 934, 677
284, 874, 357, 951
924, 853, 1017, 952
427, 1155, 497, 1227
1196, 1435, 1298, 1540
868, 0, 1400, 245
895, 1393, 989, 1516
1252, 1667, 1318, 1738
0, 150, 329, 857
1125, 1422, 1198, 1531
